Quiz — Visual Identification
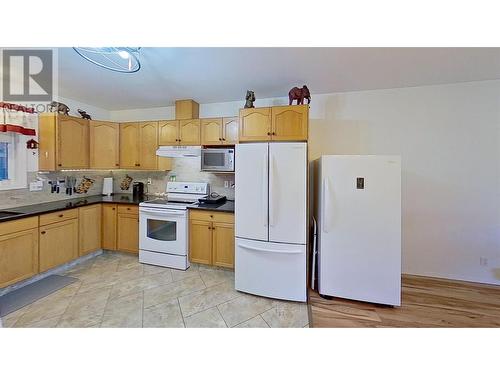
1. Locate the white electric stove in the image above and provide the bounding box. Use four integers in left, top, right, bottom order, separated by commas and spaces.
139, 182, 209, 270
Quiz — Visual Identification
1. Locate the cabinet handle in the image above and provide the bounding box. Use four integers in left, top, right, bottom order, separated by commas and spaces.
218, 138, 222, 141
112, 208, 116, 210
222, 138, 226, 141
58, 163, 62, 167
59, 214, 64, 218
272, 132, 276, 135
41, 231, 46, 235
267, 132, 271, 136
115, 163, 119, 166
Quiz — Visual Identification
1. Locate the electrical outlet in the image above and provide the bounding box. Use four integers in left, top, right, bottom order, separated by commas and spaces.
147, 178, 152, 185
224, 180, 229, 188
480, 257, 488, 267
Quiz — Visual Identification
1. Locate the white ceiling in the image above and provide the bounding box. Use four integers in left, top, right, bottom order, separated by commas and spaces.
57, 48, 500, 110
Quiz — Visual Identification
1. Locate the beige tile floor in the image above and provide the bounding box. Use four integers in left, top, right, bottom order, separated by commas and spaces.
3, 252, 309, 328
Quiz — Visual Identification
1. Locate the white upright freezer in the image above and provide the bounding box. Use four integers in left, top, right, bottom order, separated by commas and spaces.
314, 155, 401, 306
235, 142, 307, 302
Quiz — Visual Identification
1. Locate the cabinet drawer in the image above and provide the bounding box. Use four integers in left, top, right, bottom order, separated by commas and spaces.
117, 205, 139, 215
0, 216, 38, 236
189, 210, 234, 224
39, 209, 78, 226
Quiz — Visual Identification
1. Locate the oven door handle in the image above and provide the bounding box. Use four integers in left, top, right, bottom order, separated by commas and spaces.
140, 208, 186, 216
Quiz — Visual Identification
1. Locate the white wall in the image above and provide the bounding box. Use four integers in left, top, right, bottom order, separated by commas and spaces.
106, 80, 500, 285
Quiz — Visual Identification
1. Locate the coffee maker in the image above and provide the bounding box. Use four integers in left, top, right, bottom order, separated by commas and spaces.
133, 182, 145, 199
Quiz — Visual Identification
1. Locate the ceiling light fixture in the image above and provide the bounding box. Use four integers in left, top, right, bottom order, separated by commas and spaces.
73, 47, 141, 73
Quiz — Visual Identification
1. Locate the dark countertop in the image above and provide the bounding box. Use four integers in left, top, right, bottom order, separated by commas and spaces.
190, 200, 235, 213
0, 195, 235, 223
0, 194, 149, 223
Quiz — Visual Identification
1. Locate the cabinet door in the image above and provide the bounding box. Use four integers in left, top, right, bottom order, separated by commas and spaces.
79, 204, 102, 256
201, 118, 223, 145
159, 120, 179, 145
239, 108, 271, 141
212, 222, 234, 268
139, 121, 159, 170
222, 117, 239, 145
271, 105, 308, 141
90, 120, 120, 169
39, 219, 79, 272
189, 219, 212, 265
57, 116, 89, 169
102, 204, 117, 250
120, 122, 140, 168
179, 119, 201, 145
0, 228, 39, 288
117, 213, 139, 253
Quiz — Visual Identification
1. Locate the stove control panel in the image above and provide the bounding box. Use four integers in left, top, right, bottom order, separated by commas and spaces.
166, 181, 209, 195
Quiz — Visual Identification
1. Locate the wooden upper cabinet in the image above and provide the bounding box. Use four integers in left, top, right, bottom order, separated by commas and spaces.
179, 119, 201, 145
120, 122, 140, 169
57, 116, 90, 169
39, 114, 89, 171
271, 105, 309, 141
159, 120, 179, 145
139, 121, 159, 170
223, 117, 239, 145
239, 107, 272, 142
201, 118, 223, 145
89, 120, 120, 169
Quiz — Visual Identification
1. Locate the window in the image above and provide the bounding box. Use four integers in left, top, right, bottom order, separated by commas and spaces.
0, 142, 8, 180
0, 133, 27, 190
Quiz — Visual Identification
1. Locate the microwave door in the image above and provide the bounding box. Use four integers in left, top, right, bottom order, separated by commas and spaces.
202, 151, 225, 170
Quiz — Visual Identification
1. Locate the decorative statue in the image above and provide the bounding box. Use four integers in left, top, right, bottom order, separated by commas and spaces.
244, 90, 255, 108
77, 109, 92, 120
288, 85, 311, 105
48, 101, 70, 115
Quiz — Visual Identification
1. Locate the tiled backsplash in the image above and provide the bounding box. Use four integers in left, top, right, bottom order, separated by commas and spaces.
0, 157, 235, 210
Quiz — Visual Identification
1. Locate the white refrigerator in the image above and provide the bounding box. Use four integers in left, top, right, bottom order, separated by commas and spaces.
314, 155, 401, 306
235, 142, 307, 302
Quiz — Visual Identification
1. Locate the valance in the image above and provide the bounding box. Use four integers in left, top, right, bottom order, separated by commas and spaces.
0, 102, 37, 136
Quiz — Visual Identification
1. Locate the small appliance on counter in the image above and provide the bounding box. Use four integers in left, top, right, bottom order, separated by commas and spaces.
198, 192, 227, 204
102, 177, 113, 196
133, 182, 145, 199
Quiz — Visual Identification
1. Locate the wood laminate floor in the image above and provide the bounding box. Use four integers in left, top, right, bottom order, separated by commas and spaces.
308, 275, 500, 327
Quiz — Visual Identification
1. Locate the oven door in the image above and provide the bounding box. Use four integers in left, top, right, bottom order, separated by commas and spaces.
139, 208, 187, 256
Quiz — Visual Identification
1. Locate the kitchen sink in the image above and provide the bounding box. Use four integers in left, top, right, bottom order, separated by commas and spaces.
0, 211, 23, 219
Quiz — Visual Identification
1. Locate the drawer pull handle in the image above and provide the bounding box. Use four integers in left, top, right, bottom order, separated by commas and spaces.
41, 231, 46, 235
59, 214, 64, 217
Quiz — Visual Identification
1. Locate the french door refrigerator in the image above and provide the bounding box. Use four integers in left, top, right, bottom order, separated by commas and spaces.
235, 142, 307, 302
314, 155, 401, 306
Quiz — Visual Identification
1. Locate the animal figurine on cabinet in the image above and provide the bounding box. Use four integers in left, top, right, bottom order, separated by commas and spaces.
288, 85, 311, 105
244, 90, 256, 108
77, 109, 92, 120
48, 101, 70, 115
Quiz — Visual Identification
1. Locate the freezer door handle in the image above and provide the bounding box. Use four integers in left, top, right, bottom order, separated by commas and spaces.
269, 154, 276, 227
322, 177, 331, 233
239, 243, 302, 254
262, 153, 268, 227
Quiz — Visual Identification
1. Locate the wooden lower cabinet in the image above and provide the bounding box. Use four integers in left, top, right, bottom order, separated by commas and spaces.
102, 204, 118, 250
189, 210, 234, 268
79, 204, 102, 256
189, 219, 213, 265
39, 218, 79, 272
0, 224, 39, 288
212, 222, 235, 268
117, 207, 139, 254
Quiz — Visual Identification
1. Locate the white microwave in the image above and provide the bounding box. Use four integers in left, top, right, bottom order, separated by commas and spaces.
201, 148, 235, 172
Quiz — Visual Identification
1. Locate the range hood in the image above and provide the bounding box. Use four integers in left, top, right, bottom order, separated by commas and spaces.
156, 145, 201, 158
